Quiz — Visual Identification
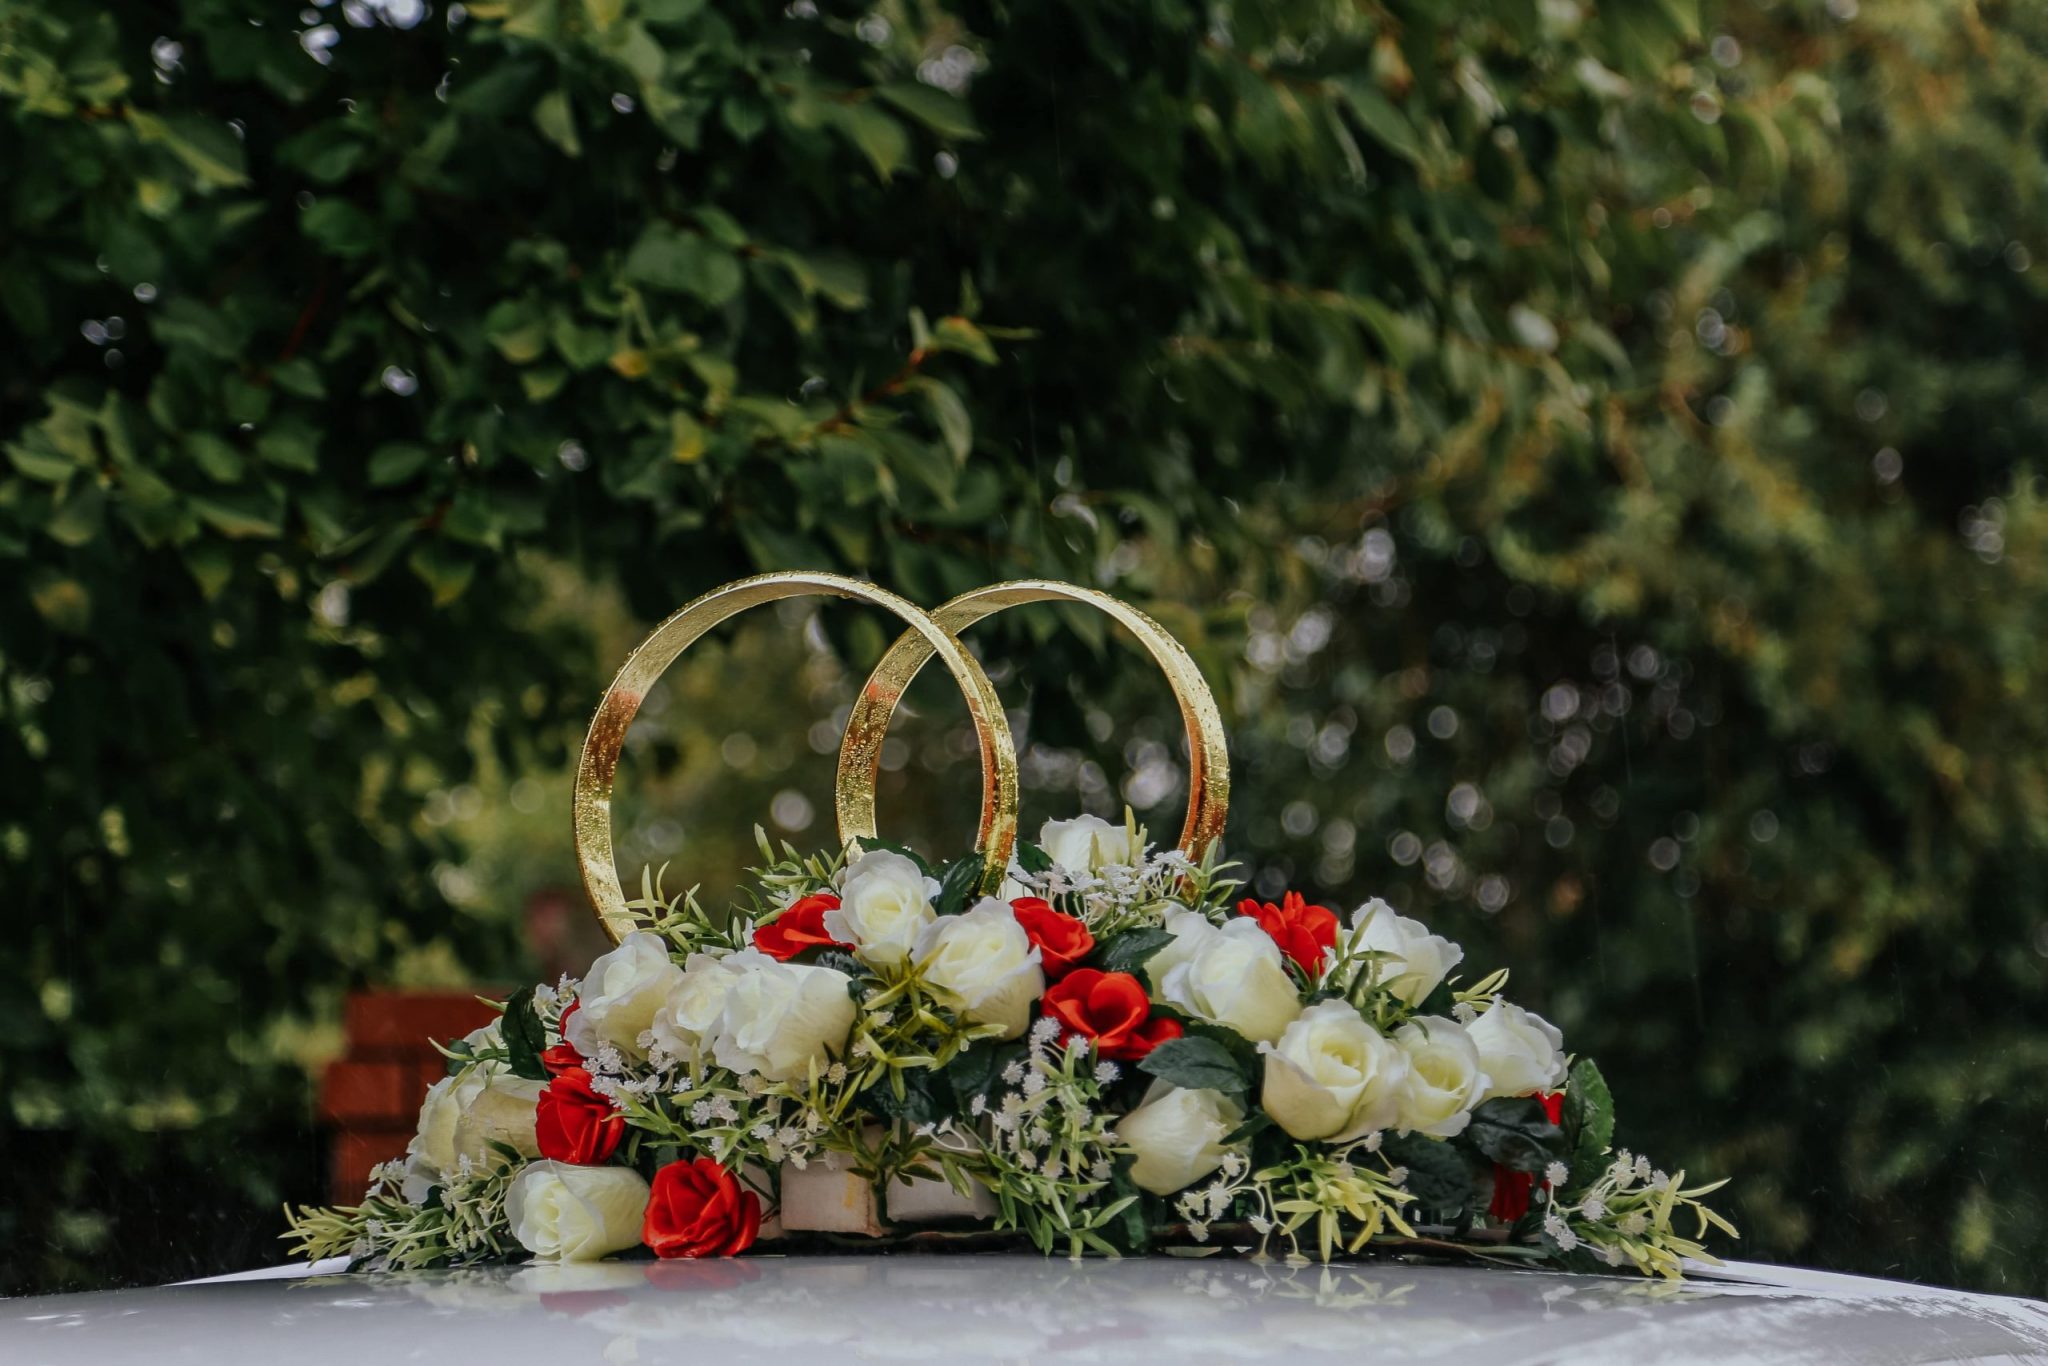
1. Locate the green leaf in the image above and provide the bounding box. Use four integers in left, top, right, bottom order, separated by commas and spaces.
1336, 80, 1422, 164
834, 103, 909, 180
368, 442, 433, 487
182, 543, 233, 599
532, 90, 582, 157
1384, 1132, 1483, 1214
1137, 1035, 1249, 1096
875, 83, 981, 141
917, 377, 972, 461
151, 298, 245, 359
256, 421, 321, 473
5, 434, 82, 483
499, 986, 548, 1081
865, 1066, 943, 1126
1095, 928, 1176, 977
1562, 1058, 1615, 1189
721, 93, 767, 142
301, 199, 378, 258
931, 315, 998, 365
271, 358, 327, 399
128, 110, 250, 188
277, 124, 367, 184
1015, 840, 1054, 875
189, 491, 283, 539
621, 223, 743, 305
44, 482, 106, 547
409, 541, 476, 604
1219, 1109, 1274, 1147
933, 853, 984, 916
1465, 1095, 1566, 1174
942, 1040, 1022, 1113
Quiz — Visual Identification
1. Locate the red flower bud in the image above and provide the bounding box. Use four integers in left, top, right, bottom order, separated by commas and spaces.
752, 893, 851, 961
642, 1158, 762, 1259
1237, 891, 1339, 972
542, 1002, 585, 1077
536, 1066, 626, 1165
1488, 1091, 1566, 1223
1040, 969, 1182, 1061
1009, 897, 1095, 978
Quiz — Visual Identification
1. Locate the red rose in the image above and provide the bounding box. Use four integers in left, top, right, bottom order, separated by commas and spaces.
1488, 1091, 1566, 1223
642, 1158, 762, 1259
1009, 897, 1095, 978
752, 893, 851, 961
536, 1066, 626, 1165
1238, 891, 1339, 972
1040, 969, 1183, 1061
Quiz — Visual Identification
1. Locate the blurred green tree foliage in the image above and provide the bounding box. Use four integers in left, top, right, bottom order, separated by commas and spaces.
3, 0, 2043, 1298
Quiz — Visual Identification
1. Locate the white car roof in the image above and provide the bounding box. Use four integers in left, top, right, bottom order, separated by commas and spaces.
4, 1254, 2045, 1365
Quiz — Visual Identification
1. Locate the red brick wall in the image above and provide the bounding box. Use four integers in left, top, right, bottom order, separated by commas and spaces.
316, 991, 501, 1203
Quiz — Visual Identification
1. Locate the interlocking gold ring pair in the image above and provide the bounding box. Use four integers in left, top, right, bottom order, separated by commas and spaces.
572, 572, 1231, 943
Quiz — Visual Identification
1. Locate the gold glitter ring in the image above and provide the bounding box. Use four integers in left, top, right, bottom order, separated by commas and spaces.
835, 580, 1229, 864
573, 572, 1019, 944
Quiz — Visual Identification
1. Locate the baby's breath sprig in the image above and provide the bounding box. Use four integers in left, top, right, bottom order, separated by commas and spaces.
1013, 837, 1242, 938
281, 1148, 523, 1271
1256, 1139, 1419, 1263
1540, 1150, 1737, 1280
971, 1022, 1132, 1256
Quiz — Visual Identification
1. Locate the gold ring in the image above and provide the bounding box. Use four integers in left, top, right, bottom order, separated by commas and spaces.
835, 580, 1229, 864
573, 572, 1019, 944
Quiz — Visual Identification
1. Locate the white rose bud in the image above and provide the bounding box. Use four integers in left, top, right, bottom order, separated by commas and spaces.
1259, 999, 1409, 1142
1391, 1016, 1490, 1138
915, 898, 1046, 1041
397, 1056, 544, 1204
649, 952, 747, 1063
1349, 899, 1464, 1007
1151, 910, 1302, 1045
710, 950, 858, 1082
565, 931, 687, 1061
1467, 1000, 1567, 1100
827, 848, 940, 967
1116, 1082, 1245, 1196
400, 1049, 543, 1202
1038, 813, 1136, 874
451, 1067, 545, 1162
506, 1161, 651, 1262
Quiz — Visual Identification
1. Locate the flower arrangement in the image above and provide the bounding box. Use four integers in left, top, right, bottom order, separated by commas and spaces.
284, 573, 1735, 1279
286, 816, 1734, 1278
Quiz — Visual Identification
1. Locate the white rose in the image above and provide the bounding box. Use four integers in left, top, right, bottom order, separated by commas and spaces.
1151, 911, 1302, 1044
1038, 814, 1136, 874
1259, 999, 1409, 1142
506, 1161, 650, 1262
915, 898, 1045, 1041
400, 1042, 543, 1202
649, 952, 747, 1062
1115, 1082, 1245, 1196
452, 1066, 545, 1162
566, 931, 687, 1061
827, 848, 939, 967
1391, 1016, 1489, 1138
711, 950, 858, 1082
1349, 900, 1464, 1007
1467, 1000, 1567, 1100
